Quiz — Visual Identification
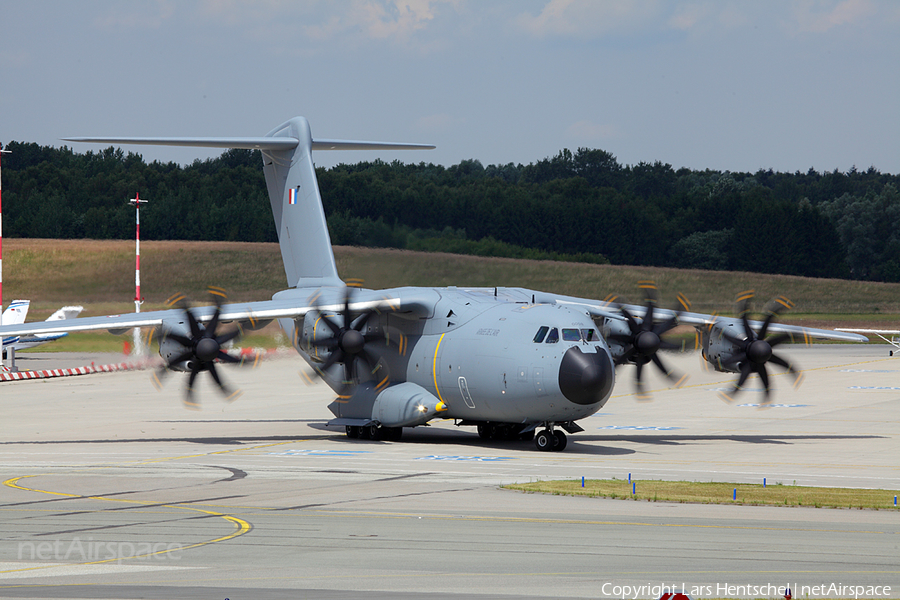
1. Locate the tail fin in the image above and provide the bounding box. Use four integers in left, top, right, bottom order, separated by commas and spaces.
1, 300, 29, 326
64, 117, 433, 289
45, 306, 84, 321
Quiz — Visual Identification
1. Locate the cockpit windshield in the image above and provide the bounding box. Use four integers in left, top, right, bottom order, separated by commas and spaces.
533, 326, 602, 343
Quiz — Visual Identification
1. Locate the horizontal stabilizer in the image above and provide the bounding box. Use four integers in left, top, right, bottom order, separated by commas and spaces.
62, 137, 299, 150
63, 137, 434, 152
311, 139, 435, 151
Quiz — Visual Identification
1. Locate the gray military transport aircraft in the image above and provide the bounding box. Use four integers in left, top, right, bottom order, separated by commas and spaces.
0, 117, 867, 451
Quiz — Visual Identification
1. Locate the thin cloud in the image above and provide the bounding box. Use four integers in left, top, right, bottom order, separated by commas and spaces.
790, 0, 878, 33
515, 0, 664, 38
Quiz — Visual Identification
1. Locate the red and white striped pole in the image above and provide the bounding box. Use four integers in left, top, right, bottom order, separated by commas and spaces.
129, 192, 148, 354
0, 143, 8, 321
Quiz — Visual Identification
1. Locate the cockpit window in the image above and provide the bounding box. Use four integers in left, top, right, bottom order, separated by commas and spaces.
533, 326, 549, 343
545, 327, 559, 343
562, 328, 581, 342
581, 328, 600, 342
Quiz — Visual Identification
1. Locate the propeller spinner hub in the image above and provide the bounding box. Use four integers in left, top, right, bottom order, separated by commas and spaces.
635, 330, 661, 355
747, 339, 772, 365
195, 337, 220, 362
340, 329, 365, 356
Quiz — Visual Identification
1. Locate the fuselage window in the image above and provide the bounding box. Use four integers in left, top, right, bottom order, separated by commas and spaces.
533, 326, 549, 343
545, 327, 559, 343
562, 328, 581, 342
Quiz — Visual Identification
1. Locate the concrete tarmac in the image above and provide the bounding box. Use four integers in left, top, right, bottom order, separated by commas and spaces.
0, 345, 898, 599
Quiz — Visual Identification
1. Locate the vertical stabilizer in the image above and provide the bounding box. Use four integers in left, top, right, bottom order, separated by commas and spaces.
261, 117, 341, 289
63, 117, 433, 290
1, 300, 29, 326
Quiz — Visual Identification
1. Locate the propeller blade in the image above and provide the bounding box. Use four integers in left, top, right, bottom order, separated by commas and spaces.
165, 333, 194, 348
185, 368, 200, 409
766, 332, 792, 348
735, 362, 753, 390
768, 353, 795, 374
215, 327, 242, 346
185, 308, 202, 340
217, 350, 242, 364
757, 364, 771, 397
206, 307, 222, 338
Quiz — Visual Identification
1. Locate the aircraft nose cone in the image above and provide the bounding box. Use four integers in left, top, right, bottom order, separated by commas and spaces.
558, 346, 614, 405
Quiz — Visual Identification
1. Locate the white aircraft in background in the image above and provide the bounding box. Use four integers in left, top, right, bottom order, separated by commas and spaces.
1, 301, 84, 356
836, 327, 900, 355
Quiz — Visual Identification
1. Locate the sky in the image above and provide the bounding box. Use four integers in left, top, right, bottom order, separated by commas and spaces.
2, 1, 899, 173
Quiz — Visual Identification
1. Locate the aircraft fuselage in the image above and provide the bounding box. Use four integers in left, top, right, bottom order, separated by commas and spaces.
283, 286, 615, 427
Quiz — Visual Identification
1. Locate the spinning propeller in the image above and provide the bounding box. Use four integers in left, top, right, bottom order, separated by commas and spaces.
717, 291, 803, 403
307, 283, 404, 397
607, 281, 690, 400
151, 287, 244, 408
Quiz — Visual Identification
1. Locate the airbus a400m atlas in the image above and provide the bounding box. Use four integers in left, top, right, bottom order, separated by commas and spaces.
0, 117, 866, 451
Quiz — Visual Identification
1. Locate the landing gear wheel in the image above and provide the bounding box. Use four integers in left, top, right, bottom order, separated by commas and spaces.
346, 425, 360, 439
535, 430, 553, 451
368, 425, 382, 441
477, 424, 493, 440
552, 430, 567, 451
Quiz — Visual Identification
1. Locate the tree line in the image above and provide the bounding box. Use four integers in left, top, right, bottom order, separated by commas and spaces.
2, 141, 898, 281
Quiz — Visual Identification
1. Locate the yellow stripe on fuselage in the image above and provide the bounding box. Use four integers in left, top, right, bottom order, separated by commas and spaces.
433, 333, 446, 403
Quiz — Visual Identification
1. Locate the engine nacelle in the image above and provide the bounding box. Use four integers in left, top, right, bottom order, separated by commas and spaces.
600, 316, 633, 362
703, 321, 746, 374
299, 312, 336, 361
328, 382, 447, 428
157, 321, 192, 372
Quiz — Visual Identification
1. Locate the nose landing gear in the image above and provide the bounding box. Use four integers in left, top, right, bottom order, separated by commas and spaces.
534, 428, 567, 452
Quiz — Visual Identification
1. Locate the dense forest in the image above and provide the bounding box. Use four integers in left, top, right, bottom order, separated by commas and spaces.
2, 141, 898, 281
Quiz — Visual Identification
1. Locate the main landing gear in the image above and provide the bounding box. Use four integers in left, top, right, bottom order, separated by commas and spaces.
345, 424, 402, 441
534, 428, 567, 452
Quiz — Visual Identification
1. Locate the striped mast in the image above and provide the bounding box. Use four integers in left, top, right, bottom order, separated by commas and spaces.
0, 143, 9, 324
129, 192, 148, 354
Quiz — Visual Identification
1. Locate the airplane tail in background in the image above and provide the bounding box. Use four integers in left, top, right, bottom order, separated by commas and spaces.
64, 117, 434, 290
45, 306, 84, 322
1, 300, 30, 326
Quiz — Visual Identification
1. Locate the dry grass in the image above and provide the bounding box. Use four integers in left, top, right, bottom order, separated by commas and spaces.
506, 479, 900, 510
5, 239, 900, 327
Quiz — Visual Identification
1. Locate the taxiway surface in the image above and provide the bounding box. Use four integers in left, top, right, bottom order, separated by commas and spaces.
1, 345, 898, 599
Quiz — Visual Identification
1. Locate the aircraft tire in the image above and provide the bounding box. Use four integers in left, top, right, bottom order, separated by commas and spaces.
346, 425, 360, 439
552, 430, 567, 451
477, 424, 493, 440
358, 426, 372, 440
535, 430, 553, 451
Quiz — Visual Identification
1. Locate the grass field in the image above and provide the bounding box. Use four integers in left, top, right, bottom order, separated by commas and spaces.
5, 238, 900, 328
506, 479, 900, 510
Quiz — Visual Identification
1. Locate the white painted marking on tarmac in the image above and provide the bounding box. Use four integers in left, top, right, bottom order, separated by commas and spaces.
0, 562, 198, 579
597, 425, 682, 431
840, 369, 897, 373
736, 403, 810, 408
848, 385, 900, 390
267, 449, 372, 457
416, 455, 516, 462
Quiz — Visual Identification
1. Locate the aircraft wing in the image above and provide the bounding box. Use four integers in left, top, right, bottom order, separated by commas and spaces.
0, 290, 436, 339
546, 293, 868, 343
835, 328, 900, 335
